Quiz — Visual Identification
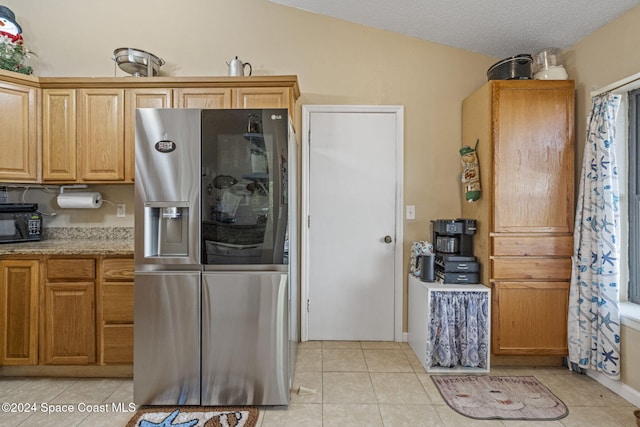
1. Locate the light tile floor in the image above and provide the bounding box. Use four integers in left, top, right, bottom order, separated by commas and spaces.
0, 341, 637, 426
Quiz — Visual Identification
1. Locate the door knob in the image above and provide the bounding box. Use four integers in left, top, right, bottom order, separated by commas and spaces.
384, 235, 393, 243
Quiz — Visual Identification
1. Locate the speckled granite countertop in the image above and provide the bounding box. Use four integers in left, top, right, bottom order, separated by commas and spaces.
0, 227, 134, 256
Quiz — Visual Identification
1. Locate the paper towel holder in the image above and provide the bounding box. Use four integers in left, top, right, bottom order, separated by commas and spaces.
59, 184, 89, 194
57, 185, 103, 209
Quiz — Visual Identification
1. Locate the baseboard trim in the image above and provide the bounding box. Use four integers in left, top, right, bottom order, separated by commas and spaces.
0, 365, 132, 378
489, 354, 565, 366
587, 370, 640, 407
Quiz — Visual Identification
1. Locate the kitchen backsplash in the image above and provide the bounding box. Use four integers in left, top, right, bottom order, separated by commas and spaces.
6, 184, 134, 228
44, 226, 134, 240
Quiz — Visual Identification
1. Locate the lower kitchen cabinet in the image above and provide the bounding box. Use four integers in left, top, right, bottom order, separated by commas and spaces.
43, 257, 96, 365
0, 254, 134, 370
0, 259, 39, 365
99, 256, 134, 364
492, 281, 569, 355
101, 324, 133, 364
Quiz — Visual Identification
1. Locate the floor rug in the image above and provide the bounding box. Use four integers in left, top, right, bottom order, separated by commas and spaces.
432, 375, 569, 420
126, 406, 259, 427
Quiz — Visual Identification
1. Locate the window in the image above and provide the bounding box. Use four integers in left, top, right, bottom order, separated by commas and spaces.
629, 89, 640, 304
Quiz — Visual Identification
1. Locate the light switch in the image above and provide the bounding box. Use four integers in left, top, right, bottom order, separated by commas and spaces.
406, 205, 415, 220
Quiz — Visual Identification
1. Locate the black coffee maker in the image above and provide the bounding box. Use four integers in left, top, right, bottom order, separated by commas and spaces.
431, 219, 480, 284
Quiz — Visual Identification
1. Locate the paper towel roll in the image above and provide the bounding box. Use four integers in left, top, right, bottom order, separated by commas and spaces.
57, 192, 103, 209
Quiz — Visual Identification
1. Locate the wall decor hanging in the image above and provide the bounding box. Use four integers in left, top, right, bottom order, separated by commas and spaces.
460, 139, 481, 202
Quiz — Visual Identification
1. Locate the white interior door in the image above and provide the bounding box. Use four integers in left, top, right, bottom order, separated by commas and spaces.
302, 106, 403, 341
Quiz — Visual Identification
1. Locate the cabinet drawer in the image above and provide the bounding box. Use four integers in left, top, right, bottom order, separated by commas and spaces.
47, 258, 95, 280
440, 261, 480, 273
102, 258, 134, 281
102, 324, 133, 364
437, 272, 480, 284
102, 283, 133, 323
492, 257, 571, 280
493, 235, 573, 256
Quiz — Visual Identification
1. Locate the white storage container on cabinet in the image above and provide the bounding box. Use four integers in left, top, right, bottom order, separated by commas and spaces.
408, 275, 490, 373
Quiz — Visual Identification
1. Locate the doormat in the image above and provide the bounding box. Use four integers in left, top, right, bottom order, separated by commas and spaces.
126, 406, 259, 427
432, 375, 568, 420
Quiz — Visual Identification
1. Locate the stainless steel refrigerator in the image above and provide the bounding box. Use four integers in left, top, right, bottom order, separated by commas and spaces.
133, 108, 298, 406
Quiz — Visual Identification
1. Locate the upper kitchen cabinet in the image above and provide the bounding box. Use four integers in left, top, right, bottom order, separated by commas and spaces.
125, 88, 231, 181
0, 71, 39, 182
42, 89, 77, 181
124, 88, 173, 182
462, 80, 574, 361
42, 87, 126, 183
491, 84, 574, 233
77, 88, 126, 182
175, 87, 232, 109
233, 86, 295, 122
36, 75, 300, 184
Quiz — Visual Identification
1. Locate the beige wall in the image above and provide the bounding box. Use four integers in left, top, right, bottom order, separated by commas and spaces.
3, 0, 495, 329
4, 0, 639, 394
4, 0, 494, 231
565, 4, 640, 174
565, 4, 640, 399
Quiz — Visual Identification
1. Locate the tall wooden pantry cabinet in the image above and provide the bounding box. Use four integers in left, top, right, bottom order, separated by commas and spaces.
461, 80, 574, 363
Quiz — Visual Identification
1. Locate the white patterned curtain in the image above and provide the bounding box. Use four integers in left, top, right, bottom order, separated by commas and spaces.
427, 291, 489, 369
568, 93, 621, 379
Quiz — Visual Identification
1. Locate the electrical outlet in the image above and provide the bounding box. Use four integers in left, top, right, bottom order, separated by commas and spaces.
116, 204, 126, 217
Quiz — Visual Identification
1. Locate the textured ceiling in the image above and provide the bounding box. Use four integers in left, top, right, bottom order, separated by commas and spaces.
269, 0, 640, 58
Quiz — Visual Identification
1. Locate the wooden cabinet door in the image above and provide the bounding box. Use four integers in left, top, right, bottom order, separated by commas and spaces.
0, 259, 39, 365
124, 89, 173, 182
493, 83, 574, 233
175, 87, 232, 109
0, 81, 38, 182
44, 257, 96, 365
77, 89, 125, 182
232, 87, 293, 122
492, 281, 569, 355
44, 281, 95, 364
42, 89, 77, 181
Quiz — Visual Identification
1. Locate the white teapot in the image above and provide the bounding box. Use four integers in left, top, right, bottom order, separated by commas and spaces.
227, 56, 252, 77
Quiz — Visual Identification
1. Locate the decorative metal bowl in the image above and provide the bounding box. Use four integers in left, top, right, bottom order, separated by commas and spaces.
487, 54, 532, 81
112, 47, 165, 77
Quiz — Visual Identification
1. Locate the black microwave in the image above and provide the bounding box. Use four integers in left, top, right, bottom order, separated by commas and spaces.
0, 203, 42, 243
